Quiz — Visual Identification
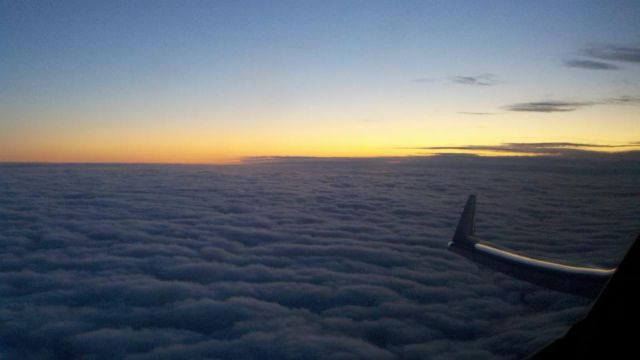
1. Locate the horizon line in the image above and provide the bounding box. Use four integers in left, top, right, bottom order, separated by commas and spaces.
2, 150, 639, 166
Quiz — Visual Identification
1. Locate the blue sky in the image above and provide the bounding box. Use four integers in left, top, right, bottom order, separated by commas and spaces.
1, 0, 639, 162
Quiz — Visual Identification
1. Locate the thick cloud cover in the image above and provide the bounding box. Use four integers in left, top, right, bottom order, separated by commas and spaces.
1, 157, 639, 359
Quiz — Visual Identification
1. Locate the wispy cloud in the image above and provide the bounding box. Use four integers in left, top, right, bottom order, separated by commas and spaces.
451, 73, 499, 86
410, 142, 639, 157
413, 74, 501, 86
602, 95, 640, 105
504, 101, 595, 112
582, 44, 640, 63
561, 44, 640, 71
457, 112, 496, 116
563, 59, 619, 70
504, 95, 640, 113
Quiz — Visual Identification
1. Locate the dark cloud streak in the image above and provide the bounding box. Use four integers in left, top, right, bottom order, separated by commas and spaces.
504, 101, 595, 112
451, 74, 499, 86
564, 59, 619, 70
582, 45, 640, 63
504, 95, 640, 113
414, 142, 640, 157
602, 95, 640, 105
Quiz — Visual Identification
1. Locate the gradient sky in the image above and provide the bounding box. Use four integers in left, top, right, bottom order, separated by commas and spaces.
2, 0, 639, 163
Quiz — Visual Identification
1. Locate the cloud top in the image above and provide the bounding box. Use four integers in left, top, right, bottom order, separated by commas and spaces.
0, 160, 638, 358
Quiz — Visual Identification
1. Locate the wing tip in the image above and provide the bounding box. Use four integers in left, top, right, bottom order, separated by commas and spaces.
451, 194, 477, 246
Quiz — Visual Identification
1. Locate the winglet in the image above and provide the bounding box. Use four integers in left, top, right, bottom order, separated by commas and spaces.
451, 195, 477, 247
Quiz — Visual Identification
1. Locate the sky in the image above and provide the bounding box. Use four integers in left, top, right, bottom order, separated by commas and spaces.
1, 0, 640, 163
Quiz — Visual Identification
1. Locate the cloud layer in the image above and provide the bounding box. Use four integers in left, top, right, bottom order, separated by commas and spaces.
0, 159, 638, 359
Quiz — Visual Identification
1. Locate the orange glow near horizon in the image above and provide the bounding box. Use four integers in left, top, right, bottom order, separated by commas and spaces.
2, 102, 639, 164
2, 126, 639, 164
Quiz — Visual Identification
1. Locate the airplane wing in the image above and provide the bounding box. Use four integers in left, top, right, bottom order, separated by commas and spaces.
448, 195, 615, 298
448, 195, 639, 357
